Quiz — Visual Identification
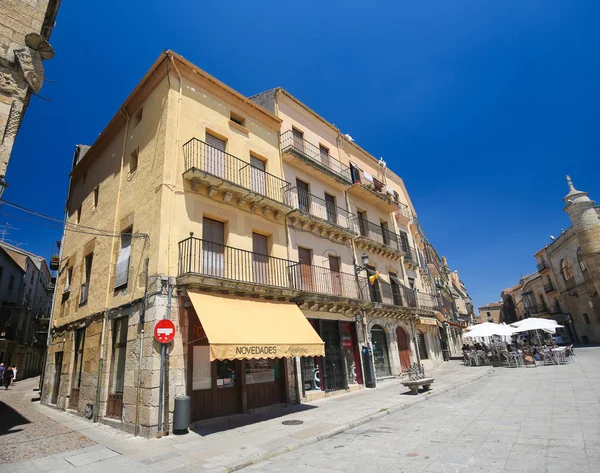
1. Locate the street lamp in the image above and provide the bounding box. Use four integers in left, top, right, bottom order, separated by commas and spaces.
354, 252, 369, 275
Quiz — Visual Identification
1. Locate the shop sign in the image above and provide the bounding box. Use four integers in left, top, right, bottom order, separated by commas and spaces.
342, 336, 353, 349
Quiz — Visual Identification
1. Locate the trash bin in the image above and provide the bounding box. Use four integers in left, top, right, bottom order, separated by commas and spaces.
173, 395, 190, 435
362, 346, 376, 388
442, 349, 450, 362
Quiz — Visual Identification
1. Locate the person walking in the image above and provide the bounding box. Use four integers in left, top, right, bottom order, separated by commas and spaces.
3, 365, 13, 390
12, 366, 17, 383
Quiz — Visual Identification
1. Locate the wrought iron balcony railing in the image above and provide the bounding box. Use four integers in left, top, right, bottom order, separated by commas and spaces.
284, 187, 356, 233
183, 138, 290, 205
178, 237, 368, 299
416, 292, 440, 310
357, 217, 414, 260
280, 130, 352, 182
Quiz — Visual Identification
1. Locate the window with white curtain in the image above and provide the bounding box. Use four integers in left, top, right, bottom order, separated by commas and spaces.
114, 230, 132, 289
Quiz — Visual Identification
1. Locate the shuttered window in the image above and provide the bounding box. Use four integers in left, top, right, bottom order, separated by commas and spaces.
114, 230, 132, 289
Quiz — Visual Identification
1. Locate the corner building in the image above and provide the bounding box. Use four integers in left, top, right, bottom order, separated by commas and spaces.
43, 52, 449, 436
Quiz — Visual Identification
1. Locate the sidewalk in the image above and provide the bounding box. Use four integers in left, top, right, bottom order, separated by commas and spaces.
2, 361, 494, 473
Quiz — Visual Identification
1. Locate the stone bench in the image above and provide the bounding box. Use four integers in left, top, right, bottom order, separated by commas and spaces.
401, 377, 435, 395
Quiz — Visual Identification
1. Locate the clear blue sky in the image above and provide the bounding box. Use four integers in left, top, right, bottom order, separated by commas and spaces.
4, 1, 599, 312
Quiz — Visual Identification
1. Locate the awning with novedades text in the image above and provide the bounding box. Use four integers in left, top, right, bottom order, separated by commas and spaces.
187, 291, 325, 361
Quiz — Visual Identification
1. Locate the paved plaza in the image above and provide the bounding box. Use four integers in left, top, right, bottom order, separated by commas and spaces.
0, 348, 598, 472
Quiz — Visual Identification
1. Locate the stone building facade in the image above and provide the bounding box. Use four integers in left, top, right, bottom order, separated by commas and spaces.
42, 50, 470, 437
0, 0, 61, 190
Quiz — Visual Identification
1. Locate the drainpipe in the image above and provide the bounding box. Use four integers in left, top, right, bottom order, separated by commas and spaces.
134, 257, 149, 436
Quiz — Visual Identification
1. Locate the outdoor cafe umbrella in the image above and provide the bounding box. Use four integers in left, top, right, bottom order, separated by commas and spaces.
510, 318, 564, 345
463, 322, 516, 339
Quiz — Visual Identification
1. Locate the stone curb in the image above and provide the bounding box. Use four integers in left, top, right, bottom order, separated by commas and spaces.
221, 367, 496, 472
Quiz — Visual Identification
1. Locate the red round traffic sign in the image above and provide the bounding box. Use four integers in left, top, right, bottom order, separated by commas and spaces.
154, 319, 176, 344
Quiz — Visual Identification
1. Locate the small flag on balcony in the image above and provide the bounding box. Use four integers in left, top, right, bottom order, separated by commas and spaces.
369, 271, 381, 286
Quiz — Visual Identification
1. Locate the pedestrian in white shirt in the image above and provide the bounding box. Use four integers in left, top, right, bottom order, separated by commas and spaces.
12, 366, 17, 383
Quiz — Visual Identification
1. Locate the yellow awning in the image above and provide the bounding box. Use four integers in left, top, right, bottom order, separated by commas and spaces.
188, 292, 325, 361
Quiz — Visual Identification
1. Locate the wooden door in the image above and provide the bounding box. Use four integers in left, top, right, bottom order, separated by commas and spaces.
250, 155, 266, 197
51, 351, 63, 405
296, 179, 310, 213
325, 193, 337, 224
202, 218, 225, 277
298, 247, 313, 291
205, 134, 226, 178
329, 255, 342, 296
252, 233, 269, 285
396, 327, 411, 372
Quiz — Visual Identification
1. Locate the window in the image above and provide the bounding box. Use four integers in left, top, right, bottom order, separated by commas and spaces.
230, 111, 245, 127
245, 359, 276, 384
296, 179, 310, 213
66, 267, 73, 290
110, 317, 128, 395
319, 144, 330, 168
114, 230, 132, 289
8, 275, 14, 292
202, 218, 225, 277
583, 313, 591, 324
250, 155, 266, 196
129, 148, 138, 173
76, 206, 81, 224
416, 331, 429, 360
408, 277, 415, 289
80, 253, 92, 306
578, 248, 586, 272
134, 107, 143, 126
192, 345, 211, 390
292, 128, 304, 151
389, 271, 402, 306
93, 186, 99, 208
324, 193, 337, 223
487, 311, 491, 319
298, 247, 313, 292
72, 328, 86, 389
357, 210, 368, 236
561, 259, 574, 281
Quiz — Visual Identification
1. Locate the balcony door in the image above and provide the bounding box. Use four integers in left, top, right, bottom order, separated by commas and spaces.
319, 145, 330, 169
325, 193, 337, 225
292, 128, 304, 152
329, 255, 342, 296
250, 155, 266, 197
202, 218, 225, 277
399, 231, 410, 256
252, 233, 269, 285
357, 211, 368, 237
296, 179, 310, 213
298, 247, 313, 292
205, 133, 226, 178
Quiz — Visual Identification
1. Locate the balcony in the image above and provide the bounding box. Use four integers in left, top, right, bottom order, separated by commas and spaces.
416, 292, 440, 310
355, 218, 414, 262
526, 303, 548, 316
183, 138, 292, 219
285, 187, 357, 241
394, 203, 412, 226
348, 169, 402, 213
537, 261, 549, 272
280, 131, 352, 186
550, 303, 563, 315
177, 237, 427, 317
543, 282, 555, 293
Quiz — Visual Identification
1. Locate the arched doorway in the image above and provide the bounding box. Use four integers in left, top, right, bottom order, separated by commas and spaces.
396, 326, 411, 371
371, 325, 391, 378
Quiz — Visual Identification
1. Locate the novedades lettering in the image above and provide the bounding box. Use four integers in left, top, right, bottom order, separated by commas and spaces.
235, 346, 277, 355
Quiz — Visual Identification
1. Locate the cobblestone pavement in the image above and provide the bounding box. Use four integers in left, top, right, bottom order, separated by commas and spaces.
243, 346, 600, 473
0, 377, 96, 465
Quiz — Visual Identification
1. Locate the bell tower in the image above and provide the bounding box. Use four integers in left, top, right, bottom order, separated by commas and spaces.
563, 176, 600, 298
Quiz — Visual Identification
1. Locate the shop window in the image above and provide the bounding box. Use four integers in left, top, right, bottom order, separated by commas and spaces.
341, 322, 361, 385
216, 360, 235, 388
371, 325, 391, 378
301, 356, 321, 392
245, 359, 277, 384
417, 331, 429, 360
192, 345, 211, 390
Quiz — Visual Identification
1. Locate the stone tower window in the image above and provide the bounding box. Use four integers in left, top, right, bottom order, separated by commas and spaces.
577, 248, 586, 272
561, 259, 574, 281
